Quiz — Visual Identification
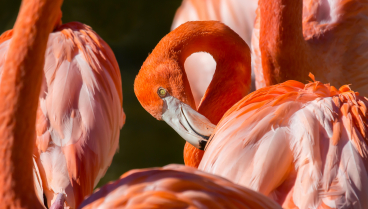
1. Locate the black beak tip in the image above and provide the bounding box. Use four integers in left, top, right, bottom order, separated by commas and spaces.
198, 139, 207, 150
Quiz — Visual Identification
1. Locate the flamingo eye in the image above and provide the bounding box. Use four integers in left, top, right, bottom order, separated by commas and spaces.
157, 87, 168, 98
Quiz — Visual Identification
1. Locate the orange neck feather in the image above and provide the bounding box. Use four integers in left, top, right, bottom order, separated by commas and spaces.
136, 22, 251, 167
259, 0, 310, 85
0, 0, 63, 208
169, 22, 251, 167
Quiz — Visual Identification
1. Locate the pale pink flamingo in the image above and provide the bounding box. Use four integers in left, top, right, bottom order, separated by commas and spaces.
79, 164, 282, 209
0, 6, 125, 209
135, 20, 368, 208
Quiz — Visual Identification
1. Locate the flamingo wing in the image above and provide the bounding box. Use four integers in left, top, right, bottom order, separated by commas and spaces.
79, 164, 282, 209
200, 80, 368, 208
37, 22, 125, 208
0, 22, 125, 208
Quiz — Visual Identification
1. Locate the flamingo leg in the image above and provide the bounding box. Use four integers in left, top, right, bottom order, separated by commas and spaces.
50, 193, 65, 209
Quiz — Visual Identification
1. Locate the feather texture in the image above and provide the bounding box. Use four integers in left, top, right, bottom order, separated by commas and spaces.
0, 22, 125, 209
252, 0, 368, 94
79, 164, 282, 209
200, 80, 368, 208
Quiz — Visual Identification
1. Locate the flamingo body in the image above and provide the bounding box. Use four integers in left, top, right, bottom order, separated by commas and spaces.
0, 21, 125, 208
252, 0, 368, 94
80, 164, 282, 209
200, 79, 368, 208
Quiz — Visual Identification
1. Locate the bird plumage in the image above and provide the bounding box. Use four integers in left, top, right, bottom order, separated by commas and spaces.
252, 0, 368, 95
0, 21, 125, 208
200, 78, 368, 208
79, 164, 282, 209
134, 21, 251, 168
171, 1, 259, 168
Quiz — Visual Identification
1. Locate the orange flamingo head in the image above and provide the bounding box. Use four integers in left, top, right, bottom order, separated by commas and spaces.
135, 22, 250, 150
134, 53, 195, 120
134, 38, 214, 150
135, 21, 251, 151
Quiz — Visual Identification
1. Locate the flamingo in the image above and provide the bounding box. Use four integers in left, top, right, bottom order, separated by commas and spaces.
134, 21, 368, 208
135, 21, 251, 168
172, 0, 259, 167
252, 0, 368, 94
0, 3, 281, 208
0, 0, 63, 208
79, 164, 282, 209
0, 4, 125, 209
199, 77, 368, 208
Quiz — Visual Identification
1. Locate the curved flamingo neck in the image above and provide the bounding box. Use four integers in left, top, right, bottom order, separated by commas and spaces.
158, 21, 251, 167
163, 21, 251, 123
259, 0, 309, 85
0, 0, 63, 208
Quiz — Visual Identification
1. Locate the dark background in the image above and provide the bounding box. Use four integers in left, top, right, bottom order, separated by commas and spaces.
0, 0, 186, 187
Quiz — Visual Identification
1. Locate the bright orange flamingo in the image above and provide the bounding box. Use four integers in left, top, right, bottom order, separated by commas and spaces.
135, 21, 368, 208
79, 164, 282, 209
172, 0, 258, 107
0, 5, 125, 209
0, 0, 63, 208
252, 0, 368, 93
135, 21, 251, 168
171, 0, 258, 167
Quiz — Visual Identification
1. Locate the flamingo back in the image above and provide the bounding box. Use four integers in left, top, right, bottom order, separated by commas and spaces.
200, 79, 368, 208
79, 164, 282, 209
39, 22, 124, 208
0, 22, 125, 208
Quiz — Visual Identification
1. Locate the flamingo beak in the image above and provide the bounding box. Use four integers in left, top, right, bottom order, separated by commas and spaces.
161, 96, 215, 150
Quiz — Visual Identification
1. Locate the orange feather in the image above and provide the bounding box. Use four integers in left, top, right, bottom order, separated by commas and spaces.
80, 164, 282, 209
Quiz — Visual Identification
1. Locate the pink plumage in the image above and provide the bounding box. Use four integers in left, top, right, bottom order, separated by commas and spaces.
79, 164, 282, 209
199, 79, 368, 208
0, 22, 125, 208
252, 0, 368, 93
